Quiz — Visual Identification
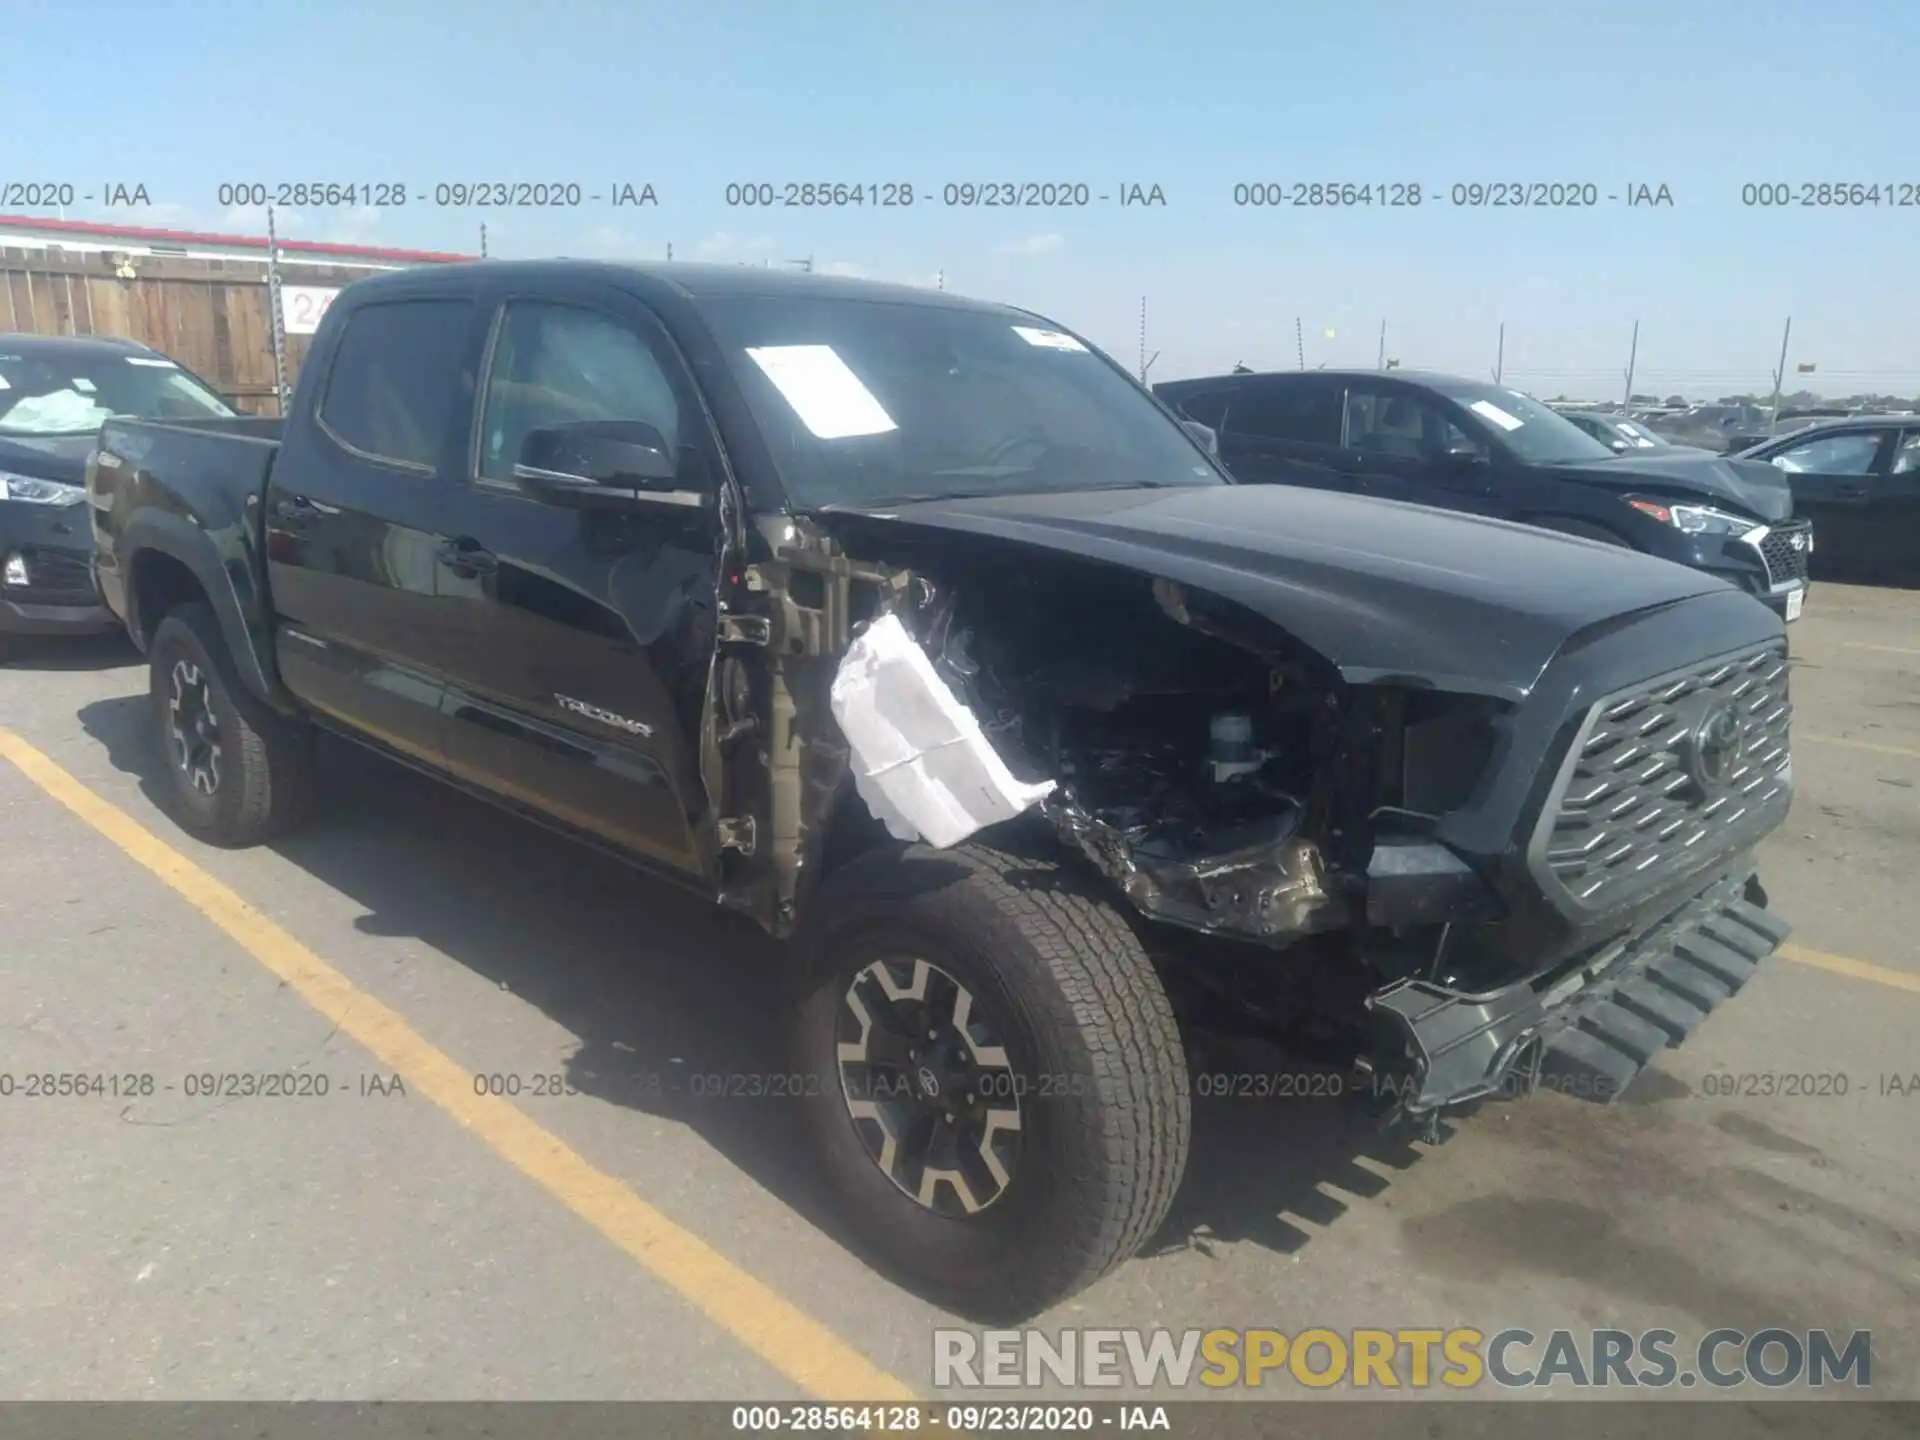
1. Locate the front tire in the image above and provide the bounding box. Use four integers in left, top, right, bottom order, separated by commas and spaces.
792, 842, 1190, 1321
148, 601, 314, 847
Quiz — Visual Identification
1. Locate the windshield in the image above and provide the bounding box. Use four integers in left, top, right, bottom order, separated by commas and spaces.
1439, 383, 1620, 465
698, 295, 1225, 509
0, 348, 235, 436
1611, 419, 1664, 448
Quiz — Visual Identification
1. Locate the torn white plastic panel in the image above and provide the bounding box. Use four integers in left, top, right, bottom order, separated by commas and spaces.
830, 611, 1055, 849
745, 344, 898, 440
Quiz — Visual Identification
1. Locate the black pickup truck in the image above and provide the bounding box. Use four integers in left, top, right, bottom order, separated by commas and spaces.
88, 261, 1795, 1321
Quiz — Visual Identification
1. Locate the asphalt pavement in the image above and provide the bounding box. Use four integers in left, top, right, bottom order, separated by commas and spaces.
1, 584, 1915, 1405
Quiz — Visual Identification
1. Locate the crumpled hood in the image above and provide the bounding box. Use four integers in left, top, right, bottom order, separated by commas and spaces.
837, 484, 1735, 702
0, 433, 95, 485
1548, 449, 1794, 522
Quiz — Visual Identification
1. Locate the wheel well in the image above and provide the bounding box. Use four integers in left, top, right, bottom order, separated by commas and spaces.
816, 778, 893, 882
129, 549, 208, 648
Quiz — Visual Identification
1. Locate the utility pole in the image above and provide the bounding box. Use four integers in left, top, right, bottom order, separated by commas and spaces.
1766, 317, 1792, 435
1295, 317, 1305, 370
479, 223, 488, 258
264, 205, 290, 417
1138, 296, 1147, 380
1493, 323, 1505, 385
1622, 320, 1639, 406
666, 242, 673, 262
1377, 319, 1386, 370
936, 269, 944, 291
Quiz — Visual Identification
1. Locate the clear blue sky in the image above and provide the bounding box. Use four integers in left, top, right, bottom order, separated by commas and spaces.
3, 0, 1913, 397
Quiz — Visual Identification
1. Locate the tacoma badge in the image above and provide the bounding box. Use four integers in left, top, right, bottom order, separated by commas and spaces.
555, 694, 652, 737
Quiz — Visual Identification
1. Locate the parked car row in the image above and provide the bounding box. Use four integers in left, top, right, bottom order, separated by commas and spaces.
68, 261, 1801, 1319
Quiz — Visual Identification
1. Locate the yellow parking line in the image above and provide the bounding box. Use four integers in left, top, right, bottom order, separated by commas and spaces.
0, 729, 915, 1403
1799, 732, 1920, 762
1781, 944, 1920, 995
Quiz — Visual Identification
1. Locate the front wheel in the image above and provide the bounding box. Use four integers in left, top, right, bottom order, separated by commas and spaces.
792, 842, 1190, 1321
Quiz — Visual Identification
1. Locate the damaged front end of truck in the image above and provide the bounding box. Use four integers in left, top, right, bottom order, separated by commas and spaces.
708, 503, 1794, 1125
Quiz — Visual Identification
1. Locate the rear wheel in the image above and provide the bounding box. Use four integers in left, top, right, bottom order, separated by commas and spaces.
148, 601, 315, 847
792, 842, 1190, 1321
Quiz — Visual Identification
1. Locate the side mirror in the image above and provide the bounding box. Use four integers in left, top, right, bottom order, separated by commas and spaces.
1179, 418, 1219, 456
1610, 438, 1632, 453
512, 420, 700, 509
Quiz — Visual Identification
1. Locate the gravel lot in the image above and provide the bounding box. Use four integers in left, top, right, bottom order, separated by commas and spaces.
1, 583, 1914, 1408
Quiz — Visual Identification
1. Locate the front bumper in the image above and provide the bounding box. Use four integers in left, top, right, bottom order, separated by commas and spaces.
0, 501, 114, 636
1681, 519, 1814, 621
1370, 865, 1788, 1115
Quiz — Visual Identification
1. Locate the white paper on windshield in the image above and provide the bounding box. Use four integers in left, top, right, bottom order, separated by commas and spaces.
1470, 399, 1525, 432
1012, 325, 1087, 352
72, 377, 97, 393
124, 356, 178, 368
0, 375, 10, 390
2, 390, 112, 430
745, 344, 897, 440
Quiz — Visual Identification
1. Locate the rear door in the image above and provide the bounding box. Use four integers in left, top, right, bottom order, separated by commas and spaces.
434, 280, 727, 880
1875, 429, 1920, 583
1210, 376, 1353, 489
264, 295, 478, 766
1758, 426, 1896, 581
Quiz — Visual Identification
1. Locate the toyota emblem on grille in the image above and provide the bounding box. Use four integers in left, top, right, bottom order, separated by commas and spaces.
1686, 703, 1745, 793
1788, 532, 1807, 551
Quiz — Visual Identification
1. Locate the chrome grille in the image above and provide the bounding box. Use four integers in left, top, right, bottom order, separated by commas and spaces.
1541, 645, 1791, 910
1752, 521, 1811, 588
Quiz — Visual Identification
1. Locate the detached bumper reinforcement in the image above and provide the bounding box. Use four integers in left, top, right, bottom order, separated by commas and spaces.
1371, 869, 1790, 1116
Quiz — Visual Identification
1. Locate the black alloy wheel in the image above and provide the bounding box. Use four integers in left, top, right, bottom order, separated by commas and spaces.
166, 656, 224, 796
836, 955, 1024, 1216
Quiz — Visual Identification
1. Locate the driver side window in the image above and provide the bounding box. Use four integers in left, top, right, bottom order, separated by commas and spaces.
1344, 386, 1479, 458
1768, 431, 1882, 475
478, 301, 688, 484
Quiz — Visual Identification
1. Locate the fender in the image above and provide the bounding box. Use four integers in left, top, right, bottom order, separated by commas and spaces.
119, 508, 298, 715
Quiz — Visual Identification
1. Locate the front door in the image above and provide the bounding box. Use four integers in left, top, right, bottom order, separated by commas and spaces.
264, 296, 477, 767
1340, 382, 1501, 517
1760, 427, 1896, 583
436, 290, 726, 879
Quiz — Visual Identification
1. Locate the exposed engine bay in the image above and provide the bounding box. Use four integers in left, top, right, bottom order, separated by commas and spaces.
907, 562, 1363, 945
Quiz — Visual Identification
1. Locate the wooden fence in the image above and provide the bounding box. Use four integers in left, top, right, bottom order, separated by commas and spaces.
0, 247, 452, 415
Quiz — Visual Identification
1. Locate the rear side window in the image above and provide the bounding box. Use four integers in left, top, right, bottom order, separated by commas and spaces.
317, 299, 474, 469
1226, 381, 1343, 446
1162, 387, 1232, 429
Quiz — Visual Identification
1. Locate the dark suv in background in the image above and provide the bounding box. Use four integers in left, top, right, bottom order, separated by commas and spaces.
1155, 369, 1813, 622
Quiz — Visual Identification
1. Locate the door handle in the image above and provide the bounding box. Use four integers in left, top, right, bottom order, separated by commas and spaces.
437, 537, 498, 578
